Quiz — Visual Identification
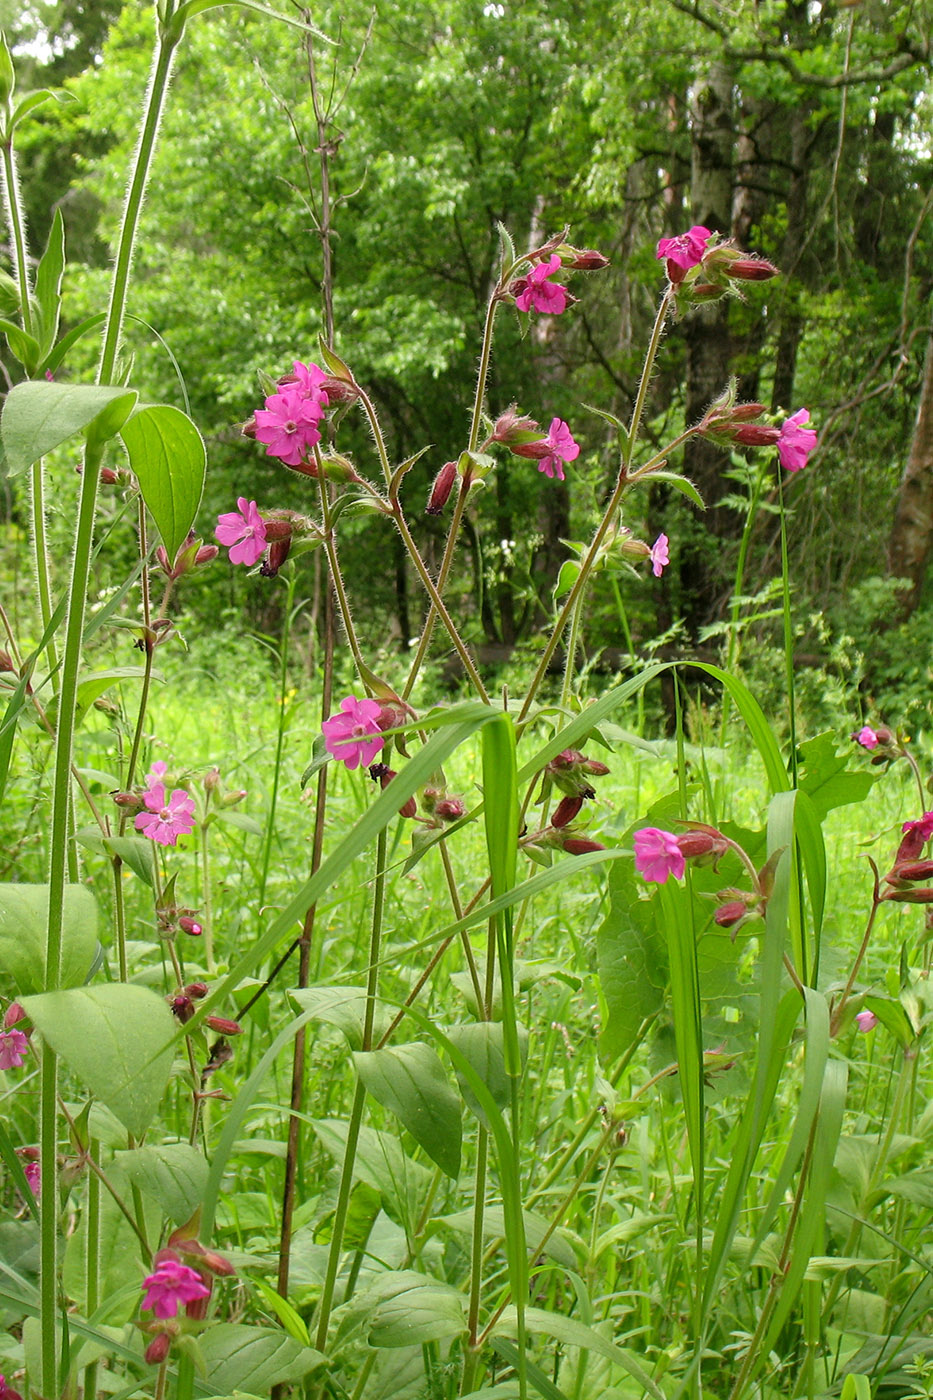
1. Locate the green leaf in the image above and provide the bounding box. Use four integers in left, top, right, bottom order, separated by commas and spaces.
492, 1307, 666, 1400
360, 1270, 466, 1348
647, 469, 705, 509
0, 883, 97, 996
1, 380, 139, 476
289, 985, 390, 1052
863, 994, 915, 1049
119, 403, 206, 557
797, 731, 877, 822
21, 985, 176, 1136
596, 863, 667, 1064
447, 1021, 522, 1124
214, 810, 264, 837
75, 831, 155, 887
435, 1204, 580, 1268
554, 558, 581, 598
354, 1042, 462, 1178
34, 209, 65, 359
310, 1118, 432, 1217
0, 317, 40, 372
252, 1278, 311, 1347
316, 334, 353, 380
39, 313, 107, 378
195, 1323, 322, 1391
115, 1143, 209, 1224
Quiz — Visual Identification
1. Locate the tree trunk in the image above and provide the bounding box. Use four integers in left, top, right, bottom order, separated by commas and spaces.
888, 323, 933, 618
679, 58, 735, 634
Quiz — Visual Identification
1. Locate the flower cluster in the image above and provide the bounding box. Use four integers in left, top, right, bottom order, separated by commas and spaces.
509, 416, 580, 482
701, 397, 818, 473
520, 749, 611, 858
253, 359, 329, 468
634, 823, 767, 932
141, 1256, 210, 1320
656, 225, 779, 294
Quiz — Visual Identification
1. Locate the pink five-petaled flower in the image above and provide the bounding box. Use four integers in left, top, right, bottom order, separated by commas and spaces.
855, 1009, 878, 1033
0, 1029, 28, 1070
903, 811, 933, 840
656, 225, 711, 273
322, 696, 385, 771
634, 827, 686, 884
288, 359, 330, 409
135, 784, 197, 847
254, 386, 323, 467
855, 726, 879, 750
515, 256, 568, 315
650, 533, 669, 578
777, 409, 817, 472
537, 418, 580, 482
215, 498, 268, 566
141, 1258, 210, 1320
145, 760, 168, 787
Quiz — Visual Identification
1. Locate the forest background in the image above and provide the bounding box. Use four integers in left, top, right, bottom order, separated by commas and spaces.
2, 0, 933, 724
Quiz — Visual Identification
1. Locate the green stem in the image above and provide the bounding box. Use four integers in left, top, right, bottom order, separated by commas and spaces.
517, 289, 674, 725
403, 475, 470, 701
461, 1124, 489, 1396
82, 1137, 101, 1400
468, 293, 500, 451
259, 570, 298, 909
559, 587, 586, 710
0, 134, 33, 335
30, 461, 59, 683
40, 13, 183, 1390
199, 821, 215, 973
392, 504, 489, 702
313, 825, 388, 1358
777, 467, 798, 786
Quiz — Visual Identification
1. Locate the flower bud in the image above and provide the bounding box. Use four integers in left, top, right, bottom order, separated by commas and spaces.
552, 795, 584, 828
731, 424, 781, 447
171, 994, 195, 1024
888, 860, 933, 882
855, 1009, 878, 1032
205, 1015, 243, 1036
220, 789, 247, 807
203, 766, 221, 793
722, 256, 779, 281
582, 758, 610, 777
145, 1332, 173, 1366
491, 406, 541, 444
320, 375, 360, 404
728, 402, 769, 421
4, 1002, 25, 1029
320, 452, 362, 483
0, 649, 14, 673
426, 461, 458, 515
509, 438, 551, 461
371, 766, 417, 819
882, 886, 933, 903
567, 249, 609, 270
195, 544, 219, 567
178, 916, 203, 937
112, 791, 145, 812
435, 796, 466, 822
562, 837, 606, 855
676, 825, 730, 861
185, 982, 209, 999
240, 416, 258, 440
713, 900, 747, 928
260, 536, 292, 577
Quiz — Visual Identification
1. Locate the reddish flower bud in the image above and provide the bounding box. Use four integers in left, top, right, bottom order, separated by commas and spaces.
0, 649, 14, 673
728, 402, 769, 421
426, 461, 458, 515
156, 544, 173, 576
888, 860, 933, 882
185, 1281, 212, 1321
260, 536, 292, 577
883, 887, 933, 903
552, 795, 584, 828
220, 788, 247, 807
676, 824, 730, 861
731, 424, 781, 447
714, 900, 747, 928
4, 1002, 26, 1028
171, 994, 195, 1024
372, 766, 417, 819
567, 249, 610, 270
320, 375, 360, 404
435, 796, 466, 822
724, 256, 779, 281
145, 1332, 173, 1366
582, 758, 610, 777
178, 916, 203, 937
185, 982, 209, 999
491, 406, 541, 444
205, 1015, 242, 1036
240, 416, 258, 439
99, 467, 121, 485
113, 790, 145, 811
509, 438, 551, 461
562, 837, 606, 855
195, 544, 218, 566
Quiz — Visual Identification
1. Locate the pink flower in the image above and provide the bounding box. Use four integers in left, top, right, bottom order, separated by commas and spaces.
0, 1029, 28, 1070
537, 418, 580, 481
134, 785, 197, 847
322, 696, 385, 770
855, 726, 879, 750
903, 811, 933, 840
145, 760, 168, 787
515, 256, 568, 314
254, 386, 323, 467
634, 827, 686, 884
0, 1374, 24, 1400
23, 1162, 39, 1196
141, 1258, 210, 1320
649, 533, 669, 577
777, 409, 817, 472
855, 1009, 878, 1033
656, 226, 711, 273
215, 498, 268, 566
288, 359, 330, 408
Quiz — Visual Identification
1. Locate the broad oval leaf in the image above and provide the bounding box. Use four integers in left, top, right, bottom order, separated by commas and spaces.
359, 1270, 466, 1349
21, 984, 176, 1136
119, 403, 206, 557
195, 1323, 323, 1391
1, 380, 138, 476
354, 1042, 462, 1179
0, 883, 97, 996
115, 1143, 209, 1224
